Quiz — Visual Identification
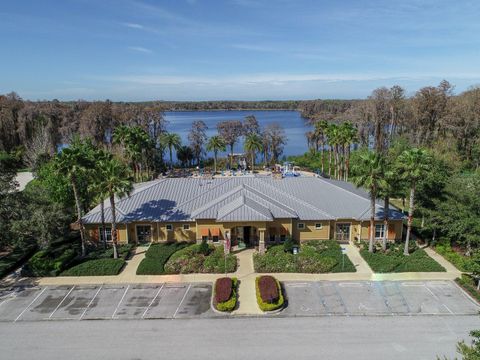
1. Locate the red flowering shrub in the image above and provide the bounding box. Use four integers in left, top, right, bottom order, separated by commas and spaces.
257, 275, 279, 303
215, 277, 233, 304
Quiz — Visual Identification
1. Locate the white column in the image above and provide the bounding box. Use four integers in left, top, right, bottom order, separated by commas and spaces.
259, 230, 265, 254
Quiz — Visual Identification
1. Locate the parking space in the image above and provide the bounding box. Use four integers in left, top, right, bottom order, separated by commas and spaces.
0, 283, 215, 322
283, 280, 480, 316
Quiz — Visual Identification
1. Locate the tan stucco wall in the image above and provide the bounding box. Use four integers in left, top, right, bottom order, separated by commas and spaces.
358, 220, 403, 241
292, 220, 330, 241
85, 224, 128, 244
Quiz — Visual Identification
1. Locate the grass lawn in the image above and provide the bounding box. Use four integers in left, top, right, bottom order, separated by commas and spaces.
136, 242, 189, 275
358, 242, 445, 273
59, 244, 134, 276
253, 240, 356, 273
164, 243, 237, 274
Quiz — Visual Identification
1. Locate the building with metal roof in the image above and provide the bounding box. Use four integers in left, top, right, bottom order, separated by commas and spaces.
83, 176, 405, 251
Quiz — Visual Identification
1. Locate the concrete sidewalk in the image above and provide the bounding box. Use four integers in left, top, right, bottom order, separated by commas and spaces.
29, 243, 461, 285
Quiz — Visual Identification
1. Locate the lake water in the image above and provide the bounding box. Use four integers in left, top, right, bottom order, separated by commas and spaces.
164, 110, 309, 158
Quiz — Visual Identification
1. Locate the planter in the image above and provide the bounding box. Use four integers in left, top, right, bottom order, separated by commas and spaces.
212, 277, 238, 312
255, 275, 285, 312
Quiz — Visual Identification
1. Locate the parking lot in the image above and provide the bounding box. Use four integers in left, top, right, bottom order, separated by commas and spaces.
283, 280, 480, 316
0, 283, 217, 322
0, 280, 477, 322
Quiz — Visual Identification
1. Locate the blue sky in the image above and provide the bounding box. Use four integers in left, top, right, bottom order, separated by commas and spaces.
1, 0, 480, 101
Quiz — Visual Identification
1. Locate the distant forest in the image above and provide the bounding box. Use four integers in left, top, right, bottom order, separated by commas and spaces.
1, 80, 479, 169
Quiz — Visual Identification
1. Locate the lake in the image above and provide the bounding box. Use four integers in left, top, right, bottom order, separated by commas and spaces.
164, 110, 309, 158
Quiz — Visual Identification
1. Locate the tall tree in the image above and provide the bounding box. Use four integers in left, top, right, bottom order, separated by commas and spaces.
244, 133, 263, 170
98, 158, 133, 258
206, 135, 226, 173
352, 150, 386, 253
339, 122, 358, 181
314, 120, 329, 173
159, 132, 182, 169
397, 148, 432, 255
217, 120, 244, 167
326, 124, 339, 178
52, 138, 95, 257
188, 120, 208, 166
176, 145, 194, 168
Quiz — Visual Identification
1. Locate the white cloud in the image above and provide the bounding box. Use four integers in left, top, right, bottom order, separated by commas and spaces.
127, 46, 153, 54
123, 22, 144, 29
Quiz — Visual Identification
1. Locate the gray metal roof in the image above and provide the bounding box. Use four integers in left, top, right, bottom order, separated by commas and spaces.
83, 176, 405, 224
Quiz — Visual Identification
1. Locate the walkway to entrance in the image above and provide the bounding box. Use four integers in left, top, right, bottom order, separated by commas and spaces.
232, 249, 262, 315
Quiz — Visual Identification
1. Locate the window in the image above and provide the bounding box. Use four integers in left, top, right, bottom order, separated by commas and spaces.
297, 223, 305, 230
315, 223, 323, 230
269, 234, 276, 242
166, 224, 173, 231
212, 236, 219, 243
280, 235, 286, 242
183, 224, 190, 230
202, 235, 209, 242
136, 225, 151, 243
99, 227, 112, 242
375, 224, 385, 239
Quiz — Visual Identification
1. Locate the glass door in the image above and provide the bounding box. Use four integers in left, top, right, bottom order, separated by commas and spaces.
335, 223, 351, 242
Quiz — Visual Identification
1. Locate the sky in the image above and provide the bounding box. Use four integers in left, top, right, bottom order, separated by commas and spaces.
1, 0, 480, 101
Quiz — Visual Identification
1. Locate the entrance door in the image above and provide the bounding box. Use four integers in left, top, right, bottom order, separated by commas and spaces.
335, 223, 351, 243
244, 226, 251, 247
136, 225, 151, 244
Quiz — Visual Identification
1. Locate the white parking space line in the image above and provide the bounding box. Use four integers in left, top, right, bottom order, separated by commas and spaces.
111, 285, 130, 319
401, 282, 424, 287
14, 287, 47, 322
443, 304, 454, 315
173, 284, 191, 318
49, 286, 75, 319
338, 282, 363, 287
286, 283, 310, 287
80, 286, 103, 320
142, 284, 164, 319
424, 285, 440, 301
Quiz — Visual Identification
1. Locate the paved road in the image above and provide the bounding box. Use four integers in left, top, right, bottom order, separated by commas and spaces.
1, 316, 479, 359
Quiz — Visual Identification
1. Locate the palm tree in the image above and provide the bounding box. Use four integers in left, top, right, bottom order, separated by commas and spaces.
339, 122, 358, 181
244, 133, 263, 171
206, 135, 226, 173
99, 158, 133, 258
352, 150, 386, 253
53, 138, 95, 257
160, 132, 182, 169
89, 149, 113, 250
397, 148, 431, 255
326, 124, 339, 178
176, 145, 194, 168
314, 120, 329, 173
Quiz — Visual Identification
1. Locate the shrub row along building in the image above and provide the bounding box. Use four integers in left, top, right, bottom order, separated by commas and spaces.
83, 176, 405, 253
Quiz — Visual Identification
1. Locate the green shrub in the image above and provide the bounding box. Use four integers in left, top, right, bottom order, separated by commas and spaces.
214, 277, 238, 312
0, 245, 37, 278
199, 239, 210, 255
456, 274, 480, 304
253, 240, 355, 273
136, 242, 189, 275
283, 237, 294, 253
360, 246, 446, 273
61, 259, 125, 276
85, 244, 134, 261
22, 245, 77, 277
255, 276, 284, 312
435, 243, 475, 272
164, 244, 237, 274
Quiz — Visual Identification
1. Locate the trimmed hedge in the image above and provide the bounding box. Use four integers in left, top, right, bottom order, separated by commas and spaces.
253, 240, 356, 273
255, 275, 284, 312
164, 244, 237, 274
61, 258, 125, 276
136, 242, 189, 275
435, 243, 474, 272
214, 277, 238, 312
359, 245, 446, 273
455, 274, 480, 304
0, 245, 37, 278
215, 277, 233, 303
